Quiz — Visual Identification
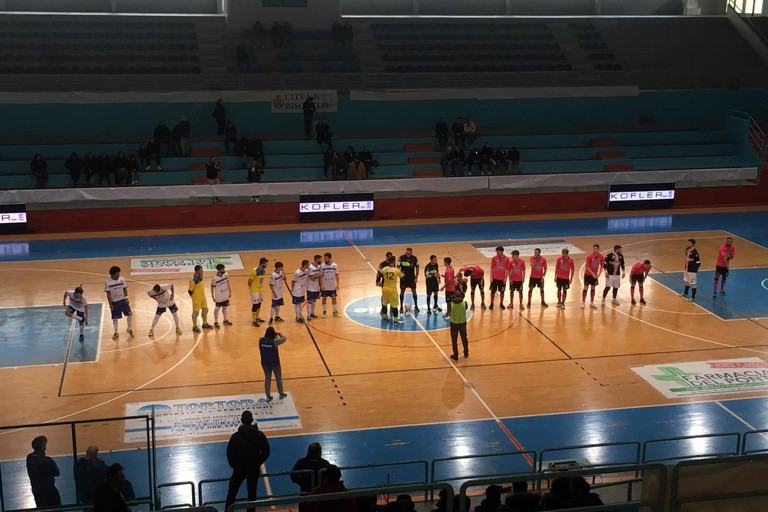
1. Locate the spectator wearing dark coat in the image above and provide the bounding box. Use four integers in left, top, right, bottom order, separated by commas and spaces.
479, 143, 495, 175
494, 146, 508, 174
93, 463, 131, 512
127, 154, 140, 184
83, 152, 97, 186
358, 145, 374, 176
74, 445, 108, 504
451, 117, 464, 147
235, 136, 249, 167
327, 152, 347, 180
315, 119, 333, 147
173, 117, 191, 156
291, 442, 333, 512
271, 22, 284, 49
435, 117, 449, 148
505, 480, 541, 512
153, 120, 171, 151
247, 159, 264, 183
224, 121, 238, 154
224, 411, 271, 512
331, 21, 343, 45
247, 136, 265, 167
26, 436, 61, 508
508, 146, 521, 174
236, 42, 250, 71
145, 138, 161, 170
307, 465, 356, 512
474, 484, 502, 512
113, 151, 130, 185
96, 153, 112, 185
30, 154, 48, 188
213, 99, 226, 136
65, 152, 83, 186
342, 146, 355, 164
303, 96, 317, 137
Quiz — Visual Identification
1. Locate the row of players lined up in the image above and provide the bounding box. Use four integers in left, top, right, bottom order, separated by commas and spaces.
61, 238, 736, 339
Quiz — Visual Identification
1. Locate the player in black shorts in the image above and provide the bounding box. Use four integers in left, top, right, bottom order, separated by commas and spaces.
424, 255, 441, 314
376, 251, 394, 315
398, 247, 419, 313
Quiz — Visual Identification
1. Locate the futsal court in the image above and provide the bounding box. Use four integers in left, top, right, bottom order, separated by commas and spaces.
1, 207, 768, 509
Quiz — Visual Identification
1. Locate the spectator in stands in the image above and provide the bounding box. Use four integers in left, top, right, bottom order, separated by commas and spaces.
479, 143, 495, 175
441, 147, 456, 177
83, 152, 97, 186
137, 143, 148, 168
96, 153, 112, 186
451, 117, 464, 147
224, 410, 271, 512
26, 435, 61, 508
342, 22, 353, 45
30, 154, 48, 188
454, 146, 466, 173
65, 152, 83, 187
224, 121, 238, 154
153, 121, 171, 153
236, 42, 250, 71
494, 146, 508, 175
248, 159, 264, 183
315, 119, 333, 147
505, 480, 540, 512
348, 154, 367, 180
463, 117, 477, 147
247, 136, 265, 168
454, 494, 471, 512
303, 96, 317, 137
323, 147, 335, 178
307, 465, 355, 512
114, 151, 130, 185
282, 22, 293, 47
474, 484, 502, 512
271, 22, 284, 49
213, 99, 227, 136
146, 137, 162, 170
433, 489, 451, 512
342, 145, 356, 165
331, 21, 343, 45
540, 477, 571, 510
508, 146, 521, 174
174, 116, 191, 156
206, 157, 224, 184
358, 145, 374, 176
565, 477, 603, 508
74, 445, 108, 504
396, 495, 415, 512
328, 151, 347, 180
466, 147, 482, 176
235, 136, 250, 168
93, 463, 131, 512
290, 442, 333, 497
435, 117, 449, 148
252, 21, 266, 48
128, 154, 140, 185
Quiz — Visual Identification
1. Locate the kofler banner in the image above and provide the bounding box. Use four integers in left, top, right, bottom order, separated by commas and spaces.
270, 90, 338, 113
632, 358, 768, 398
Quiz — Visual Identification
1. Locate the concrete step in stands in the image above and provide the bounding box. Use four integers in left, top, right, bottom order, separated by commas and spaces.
191, 147, 221, 157
404, 143, 434, 152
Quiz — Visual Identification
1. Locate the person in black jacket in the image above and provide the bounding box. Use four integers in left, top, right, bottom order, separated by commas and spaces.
30, 154, 48, 188
235, 136, 249, 168
96, 153, 112, 186
358, 145, 374, 176
224, 411, 271, 512
434, 117, 448, 148
113, 151, 130, 185
315, 119, 332, 147
145, 137, 162, 170
451, 117, 464, 147
83, 152, 97, 186
65, 152, 83, 186
682, 238, 701, 301
153, 120, 171, 152
26, 436, 61, 508
213, 99, 226, 135
291, 442, 333, 511
173, 116, 192, 156
302, 96, 316, 137
479, 143, 494, 175
93, 463, 131, 512
473, 484, 501, 512
127, 154, 140, 185
224, 121, 238, 154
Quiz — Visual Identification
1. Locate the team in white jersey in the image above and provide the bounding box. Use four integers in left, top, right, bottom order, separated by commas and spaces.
305, 254, 322, 321
105, 265, 133, 340
63, 286, 88, 342
269, 262, 286, 326
319, 252, 341, 318
289, 260, 310, 323
147, 283, 182, 336
211, 263, 233, 328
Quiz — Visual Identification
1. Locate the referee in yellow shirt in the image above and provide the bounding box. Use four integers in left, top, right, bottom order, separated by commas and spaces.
188, 265, 213, 332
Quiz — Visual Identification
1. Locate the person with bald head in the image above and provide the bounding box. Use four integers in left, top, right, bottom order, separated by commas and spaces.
75, 445, 108, 504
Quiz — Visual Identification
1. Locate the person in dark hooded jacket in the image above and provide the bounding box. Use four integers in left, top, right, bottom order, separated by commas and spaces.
224, 410, 271, 512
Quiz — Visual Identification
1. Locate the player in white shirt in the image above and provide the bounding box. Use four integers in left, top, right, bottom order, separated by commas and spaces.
104, 265, 133, 340
269, 261, 286, 325
289, 260, 310, 323
320, 252, 341, 318
305, 254, 322, 322
147, 283, 182, 336
63, 286, 88, 343
211, 263, 233, 328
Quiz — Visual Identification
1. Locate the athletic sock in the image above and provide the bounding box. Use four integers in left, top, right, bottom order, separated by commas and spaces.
172, 311, 180, 328
151, 315, 160, 330
590, 289, 595, 302
720, 279, 726, 292
127, 315, 133, 330
613, 288, 618, 299
582, 289, 587, 301
639, 287, 644, 300
112, 319, 118, 332
295, 304, 301, 317
222, 307, 228, 321
684, 285, 690, 295
692, 288, 697, 299
713, 278, 719, 294
214, 307, 220, 322
602, 287, 610, 299
630, 287, 635, 300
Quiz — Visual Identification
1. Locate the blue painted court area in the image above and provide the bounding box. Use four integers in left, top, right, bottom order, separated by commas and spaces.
345, 294, 470, 331
649, 268, 768, 320
0, 304, 101, 367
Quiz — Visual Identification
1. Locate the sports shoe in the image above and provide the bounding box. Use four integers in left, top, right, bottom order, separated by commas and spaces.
322, 311, 327, 318
464, 350, 469, 358
276, 316, 285, 322
481, 303, 487, 310
279, 393, 287, 399
296, 316, 305, 323
612, 299, 620, 306
148, 329, 155, 337
557, 302, 565, 309
399, 306, 404, 314
333, 311, 341, 318
381, 313, 389, 321
679, 293, 687, 298
639, 299, 646, 305
223, 319, 233, 326
712, 292, 717, 297
156, 165, 162, 170
489, 303, 494, 310
527, 302, 532, 309
112, 333, 119, 340
175, 327, 182, 335
500, 304, 506, 310
266, 395, 273, 402
590, 302, 598, 309
450, 354, 459, 361
192, 326, 201, 333
393, 317, 403, 324
127, 330, 134, 338
252, 321, 260, 326
470, 304, 475, 310
214, 322, 221, 329
202, 323, 213, 329
688, 297, 695, 302
145, 165, 150, 171
601, 299, 606, 307
519, 304, 525, 311
427, 308, 432, 315
268, 318, 273, 325
79, 334, 85, 342
413, 306, 419, 313
434, 306, 442, 312
720, 290, 727, 296
310, 314, 318, 319
580, 302, 585, 309
631, 299, 637, 305
541, 302, 549, 308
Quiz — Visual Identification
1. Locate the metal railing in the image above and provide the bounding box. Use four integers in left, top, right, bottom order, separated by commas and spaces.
157, 480, 197, 509
538, 441, 641, 473
641, 432, 742, 463
430, 450, 536, 500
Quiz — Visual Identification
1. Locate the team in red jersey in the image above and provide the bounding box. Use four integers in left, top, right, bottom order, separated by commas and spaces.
554, 248, 575, 309
527, 248, 548, 308
507, 250, 526, 311
713, 236, 735, 296
630, 260, 652, 305
489, 246, 509, 310
581, 244, 604, 309
460, 264, 486, 310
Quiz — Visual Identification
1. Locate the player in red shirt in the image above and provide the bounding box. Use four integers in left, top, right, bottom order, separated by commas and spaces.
581, 244, 604, 309
527, 248, 548, 308
489, 246, 509, 310
554, 248, 575, 309
630, 260, 651, 305
440, 256, 456, 319
460, 264, 486, 310
713, 236, 735, 296
507, 250, 526, 311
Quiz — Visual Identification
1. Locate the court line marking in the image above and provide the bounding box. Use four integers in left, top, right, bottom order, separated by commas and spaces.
714, 401, 762, 433
723, 229, 768, 253
342, 229, 535, 466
